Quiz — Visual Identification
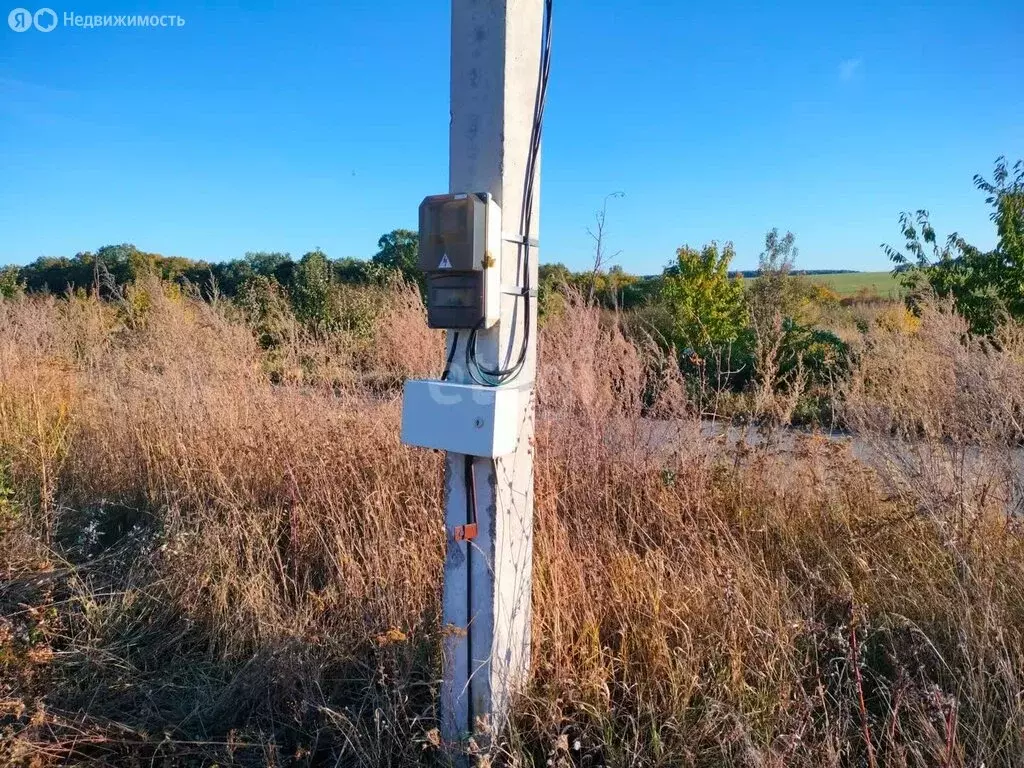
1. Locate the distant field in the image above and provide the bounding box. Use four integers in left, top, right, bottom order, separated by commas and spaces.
740, 270, 903, 299
816, 271, 901, 298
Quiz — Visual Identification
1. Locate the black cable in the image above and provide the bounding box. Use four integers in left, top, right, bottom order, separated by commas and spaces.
440, 330, 459, 381
464, 454, 477, 531
466, 0, 553, 386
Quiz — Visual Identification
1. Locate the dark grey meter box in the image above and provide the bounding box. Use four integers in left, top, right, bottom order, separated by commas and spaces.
418, 193, 501, 329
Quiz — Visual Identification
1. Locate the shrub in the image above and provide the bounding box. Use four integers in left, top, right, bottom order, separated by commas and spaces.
886, 157, 1024, 335
660, 242, 747, 352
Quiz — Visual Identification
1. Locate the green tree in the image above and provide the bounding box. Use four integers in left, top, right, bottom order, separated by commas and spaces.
22, 253, 97, 293
245, 251, 291, 278
537, 262, 573, 320
237, 275, 295, 349
94, 243, 144, 284
602, 265, 640, 309
0, 266, 25, 299
974, 157, 1024, 320
210, 259, 255, 296
334, 256, 392, 286
211, 251, 295, 297
660, 242, 747, 350
747, 229, 798, 326
371, 229, 420, 284
885, 157, 1024, 334
291, 249, 335, 330
743, 230, 849, 420
18, 244, 201, 295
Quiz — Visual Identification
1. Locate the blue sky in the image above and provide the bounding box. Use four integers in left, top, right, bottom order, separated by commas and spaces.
1, 1, 1022, 274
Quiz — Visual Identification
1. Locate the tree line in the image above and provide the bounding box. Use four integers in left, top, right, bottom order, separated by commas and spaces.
0, 229, 422, 300
2, 157, 1019, 357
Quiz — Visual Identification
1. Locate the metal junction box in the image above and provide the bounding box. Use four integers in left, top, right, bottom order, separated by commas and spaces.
418, 192, 501, 329
400, 379, 530, 457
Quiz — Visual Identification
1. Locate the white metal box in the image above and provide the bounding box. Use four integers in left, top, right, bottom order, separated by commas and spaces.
400, 379, 529, 457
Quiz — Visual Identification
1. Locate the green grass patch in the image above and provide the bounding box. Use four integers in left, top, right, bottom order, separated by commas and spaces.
741, 271, 902, 299
815, 271, 901, 298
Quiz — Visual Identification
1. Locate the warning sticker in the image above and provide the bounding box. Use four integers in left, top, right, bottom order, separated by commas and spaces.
438, 254, 453, 269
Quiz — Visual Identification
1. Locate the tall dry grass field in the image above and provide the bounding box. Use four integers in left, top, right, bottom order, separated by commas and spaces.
1, 282, 1023, 766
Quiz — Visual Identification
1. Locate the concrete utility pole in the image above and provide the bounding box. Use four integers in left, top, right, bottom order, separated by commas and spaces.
441, 0, 544, 747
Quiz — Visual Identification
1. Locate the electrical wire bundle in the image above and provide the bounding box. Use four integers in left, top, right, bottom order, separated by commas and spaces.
465, 0, 553, 387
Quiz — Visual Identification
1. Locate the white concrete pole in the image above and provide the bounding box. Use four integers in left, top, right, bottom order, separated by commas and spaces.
440, 0, 543, 748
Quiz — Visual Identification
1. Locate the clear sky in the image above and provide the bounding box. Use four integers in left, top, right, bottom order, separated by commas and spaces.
1, 1, 1022, 274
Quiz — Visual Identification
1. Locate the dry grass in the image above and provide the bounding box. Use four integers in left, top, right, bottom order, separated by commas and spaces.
1, 283, 1023, 766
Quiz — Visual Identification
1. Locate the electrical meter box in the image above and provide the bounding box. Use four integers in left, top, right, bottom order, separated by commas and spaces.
418, 192, 501, 329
